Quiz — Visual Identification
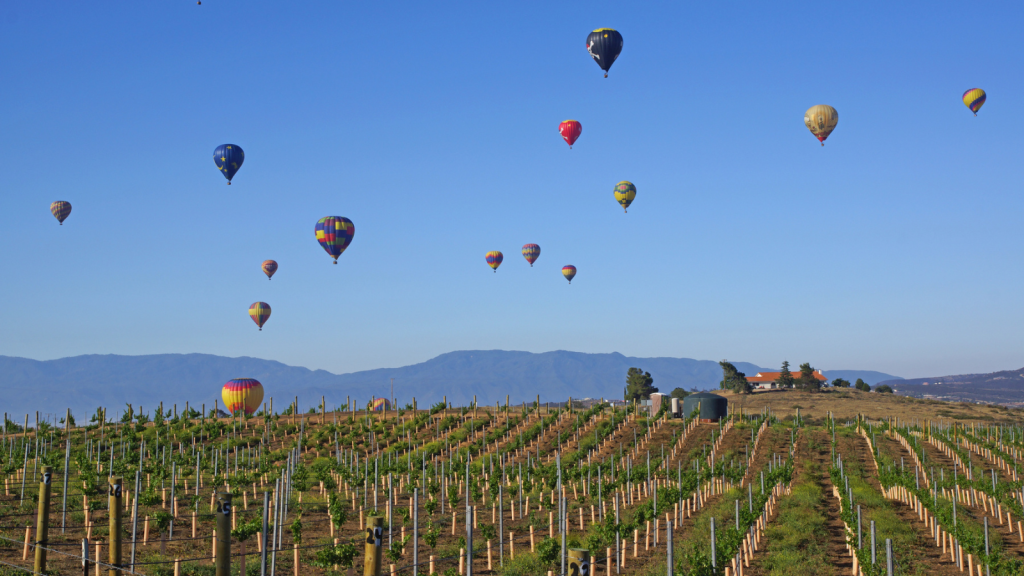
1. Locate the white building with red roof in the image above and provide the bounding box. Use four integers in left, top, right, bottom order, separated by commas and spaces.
746, 369, 827, 390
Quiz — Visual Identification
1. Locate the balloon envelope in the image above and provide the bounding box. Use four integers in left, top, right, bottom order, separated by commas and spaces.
50, 201, 71, 225
249, 302, 271, 331
963, 88, 986, 115
559, 120, 582, 148
262, 260, 278, 280
804, 105, 838, 145
562, 265, 577, 284
486, 251, 503, 272
614, 181, 636, 213
315, 216, 355, 264
586, 29, 623, 77
213, 144, 245, 183
222, 378, 264, 416
522, 244, 541, 266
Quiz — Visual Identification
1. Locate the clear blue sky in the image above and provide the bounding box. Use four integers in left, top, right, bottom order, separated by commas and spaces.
2, 1, 1022, 379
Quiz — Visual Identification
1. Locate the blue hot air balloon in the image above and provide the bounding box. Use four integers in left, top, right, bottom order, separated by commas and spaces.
214, 144, 245, 184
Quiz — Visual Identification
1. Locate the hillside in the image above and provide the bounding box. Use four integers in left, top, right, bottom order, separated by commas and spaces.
878, 367, 1024, 407
0, 350, 902, 421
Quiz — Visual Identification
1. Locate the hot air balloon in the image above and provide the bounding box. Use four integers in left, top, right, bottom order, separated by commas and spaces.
315, 216, 355, 264
262, 260, 278, 280
562, 265, 577, 284
486, 251, 503, 272
614, 181, 636, 213
213, 144, 245, 184
222, 378, 264, 416
559, 120, 582, 148
804, 105, 838, 146
370, 398, 391, 412
963, 88, 986, 116
586, 29, 623, 78
249, 302, 271, 331
50, 201, 71, 225
522, 244, 541, 267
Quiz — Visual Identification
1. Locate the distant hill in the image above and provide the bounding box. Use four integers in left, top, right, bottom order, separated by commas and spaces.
822, 370, 902, 386
0, 350, 900, 422
880, 368, 1024, 407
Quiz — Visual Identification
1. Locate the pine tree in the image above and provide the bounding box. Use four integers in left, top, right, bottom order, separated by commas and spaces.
777, 361, 795, 388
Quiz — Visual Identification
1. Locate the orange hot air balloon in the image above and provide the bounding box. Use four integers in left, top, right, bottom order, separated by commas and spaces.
222, 378, 264, 416
262, 260, 278, 280
559, 120, 582, 148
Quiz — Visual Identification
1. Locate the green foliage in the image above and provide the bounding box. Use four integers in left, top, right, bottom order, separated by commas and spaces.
231, 517, 262, 542
624, 368, 657, 401
424, 498, 438, 516
423, 521, 440, 549
534, 537, 560, 566
290, 514, 303, 545
385, 535, 412, 563
328, 495, 349, 529
670, 387, 690, 399
777, 361, 795, 388
874, 384, 893, 394
312, 541, 358, 569
152, 511, 174, 533
798, 363, 821, 392
479, 523, 496, 543
718, 361, 750, 394
854, 378, 870, 391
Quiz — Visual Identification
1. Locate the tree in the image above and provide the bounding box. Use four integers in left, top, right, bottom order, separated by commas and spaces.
798, 363, 821, 392
874, 384, 894, 394
670, 387, 690, 399
855, 378, 870, 392
777, 361, 796, 389
625, 368, 657, 401
719, 361, 751, 394
831, 378, 851, 388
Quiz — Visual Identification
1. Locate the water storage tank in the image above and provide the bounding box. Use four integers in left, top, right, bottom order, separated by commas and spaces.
670, 397, 680, 417
680, 391, 728, 422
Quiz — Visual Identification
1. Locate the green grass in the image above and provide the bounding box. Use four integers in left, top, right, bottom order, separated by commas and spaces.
760, 460, 834, 576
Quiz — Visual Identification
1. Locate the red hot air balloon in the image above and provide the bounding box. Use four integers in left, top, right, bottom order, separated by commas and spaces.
262, 260, 278, 280
559, 120, 582, 148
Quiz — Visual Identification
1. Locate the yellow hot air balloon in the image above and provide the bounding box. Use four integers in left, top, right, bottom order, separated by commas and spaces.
614, 181, 636, 213
962, 89, 986, 116
804, 105, 838, 146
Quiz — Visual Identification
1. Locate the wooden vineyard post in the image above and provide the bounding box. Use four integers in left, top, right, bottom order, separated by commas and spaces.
108, 476, 122, 576
215, 493, 232, 576
364, 516, 384, 576
34, 466, 53, 573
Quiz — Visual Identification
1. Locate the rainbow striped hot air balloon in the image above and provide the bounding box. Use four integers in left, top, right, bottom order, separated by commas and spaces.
370, 398, 391, 412
222, 378, 264, 416
614, 181, 636, 213
315, 216, 355, 264
249, 302, 271, 331
262, 260, 278, 280
558, 120, 582, 148
50, 201, 72, 225
963, 88, 986, 116
486, 251, 503, 272
562, 265, 577, 284
522, 244, 541, 267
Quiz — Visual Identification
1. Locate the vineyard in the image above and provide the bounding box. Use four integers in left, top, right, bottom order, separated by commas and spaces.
1, 392, 1023, 576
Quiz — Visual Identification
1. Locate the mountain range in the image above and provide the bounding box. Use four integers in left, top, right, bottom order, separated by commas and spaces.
880, 369, 1024, 407
0, 350, 901, 422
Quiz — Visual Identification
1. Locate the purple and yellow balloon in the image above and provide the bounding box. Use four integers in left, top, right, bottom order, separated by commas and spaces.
222, 378, 264, 416
962, 89, 986, 116
562, 265, 577, 284
50, 201, 72, 225
522, 244, 541, 267
249, 302, 271, 331
315, 216, 355, 264
486, 251, 503, 272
